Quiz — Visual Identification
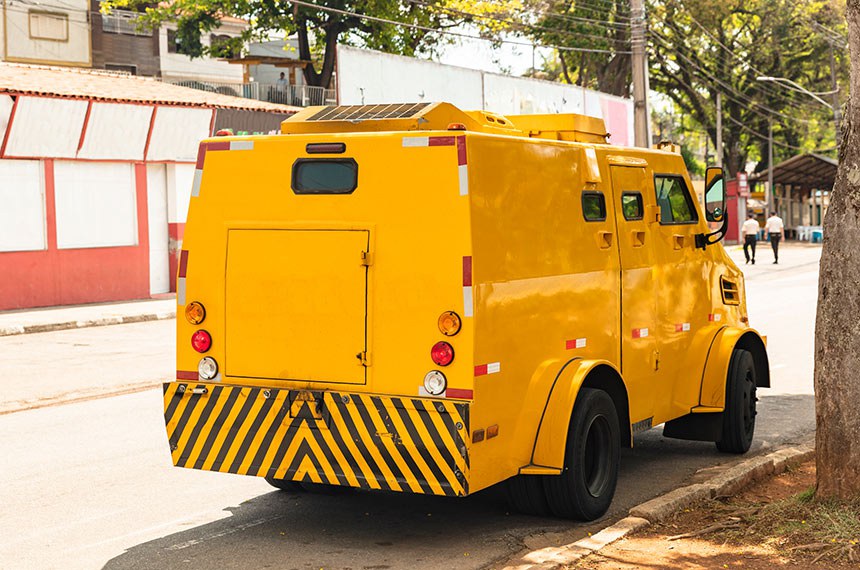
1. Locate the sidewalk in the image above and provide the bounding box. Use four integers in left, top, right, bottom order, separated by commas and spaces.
0, 297, 176, 337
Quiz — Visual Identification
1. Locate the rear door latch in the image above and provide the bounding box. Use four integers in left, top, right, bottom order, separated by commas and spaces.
356, 351, 371, 366
361, 251, 373, 266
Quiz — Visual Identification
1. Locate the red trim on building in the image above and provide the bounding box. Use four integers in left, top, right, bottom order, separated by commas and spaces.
76, 101, 93, 153
142, 106, 158, 161
0, 95, 19, 158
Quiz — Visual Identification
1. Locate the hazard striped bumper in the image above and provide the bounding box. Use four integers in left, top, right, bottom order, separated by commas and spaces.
163, 382, 471, 497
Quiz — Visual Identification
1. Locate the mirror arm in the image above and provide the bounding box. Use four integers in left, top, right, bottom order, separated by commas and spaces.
695, 214, 729, 250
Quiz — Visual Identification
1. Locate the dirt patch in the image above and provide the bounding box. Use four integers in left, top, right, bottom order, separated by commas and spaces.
571, 461, 860, 569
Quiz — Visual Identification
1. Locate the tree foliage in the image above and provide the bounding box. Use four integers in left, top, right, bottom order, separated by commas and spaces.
106, 0, 462, 87
647, 0, 847, 175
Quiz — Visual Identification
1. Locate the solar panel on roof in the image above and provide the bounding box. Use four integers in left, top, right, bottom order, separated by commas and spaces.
306, 103, 432, 122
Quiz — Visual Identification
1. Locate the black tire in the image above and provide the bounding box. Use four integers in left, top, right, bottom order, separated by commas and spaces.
506, 475, 551, 516
716, 349, 757, 454
543, 388, 620, 521
264, 477, 304, 492
298, 482, 353, 494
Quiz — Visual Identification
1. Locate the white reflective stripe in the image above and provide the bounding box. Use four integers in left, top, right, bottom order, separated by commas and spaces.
191, 169, 203, 197
458, 165, 469, 196
463, 286, 473, 317
402, 137, 430, 147
230, 140, 254, 151
713, 314, 722, 321
638, 328, 649, 337
682, 323, 691, 331
486, 362, 501, 374
177, 278, 186, 306
575, 338, 587, 348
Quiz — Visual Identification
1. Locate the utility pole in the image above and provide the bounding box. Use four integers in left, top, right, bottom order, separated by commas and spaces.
767, 119, 774, 214
631, 0, 650, 147
715, 92, 723, 167
829, 45, 842, 146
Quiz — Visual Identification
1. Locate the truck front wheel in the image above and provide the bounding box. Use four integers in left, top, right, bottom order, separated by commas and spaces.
543, 388, 620, 521
716, 349, 757, 454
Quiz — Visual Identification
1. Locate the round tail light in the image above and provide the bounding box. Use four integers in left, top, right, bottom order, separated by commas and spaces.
198, 357, 218, 380
423, 370, 447, 395
185, 301, 206, 325
438, 311, 461, 336
191, 330, 212, 353
431, 341, 454, 366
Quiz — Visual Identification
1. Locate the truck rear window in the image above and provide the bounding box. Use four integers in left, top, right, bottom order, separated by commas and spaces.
292, 159, 358, 194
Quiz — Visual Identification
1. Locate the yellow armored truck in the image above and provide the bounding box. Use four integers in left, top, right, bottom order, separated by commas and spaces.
164, 102, 769, 521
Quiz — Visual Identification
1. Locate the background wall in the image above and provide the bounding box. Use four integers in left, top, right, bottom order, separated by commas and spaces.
336, 46, 635, 146
3, 0, 91, 66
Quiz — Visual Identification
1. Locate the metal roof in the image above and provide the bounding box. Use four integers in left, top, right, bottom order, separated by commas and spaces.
0, 62, 300, 113
748, 153, 838, 190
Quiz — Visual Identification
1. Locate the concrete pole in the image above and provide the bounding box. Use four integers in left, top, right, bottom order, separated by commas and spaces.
716, 92, 723, 167
767, 119, 774, 214
631, 0, 650, 147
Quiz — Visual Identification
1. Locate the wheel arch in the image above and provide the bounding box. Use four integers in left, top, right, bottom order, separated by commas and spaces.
700, 327, 770, 408
530, 359, 631, 471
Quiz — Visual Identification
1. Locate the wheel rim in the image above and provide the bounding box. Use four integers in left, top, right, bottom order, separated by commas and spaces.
583, 414, 612, 498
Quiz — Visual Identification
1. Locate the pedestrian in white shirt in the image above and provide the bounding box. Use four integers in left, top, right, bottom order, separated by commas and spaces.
741, 213, 760, 264
765, 211, 785, 264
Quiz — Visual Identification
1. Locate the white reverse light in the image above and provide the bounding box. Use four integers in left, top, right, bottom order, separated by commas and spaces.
423, 370, 447, 396
198, 357, 218, 380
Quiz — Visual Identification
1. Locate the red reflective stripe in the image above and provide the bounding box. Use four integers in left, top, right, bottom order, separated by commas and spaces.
445, 388, 473, 400
429, 136, 456, 146
463, 256, 472, 286
195, 143, 207, 169
474, 364, 488, 376
456, 136, 467, 166
178, 250, 189, 278
176, 370, 198, 380
632, 328, 642, 339
207, 141, 230, 152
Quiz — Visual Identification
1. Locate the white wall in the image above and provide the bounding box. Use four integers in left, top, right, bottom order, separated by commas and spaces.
158, 26, 244, 82
0, 159, 45, 252
337, 46, 635, 146
54, 162, 138, 249
4, 97, 89, 158
78, 103, 154, 161
146, 106, 213, 162
146, 164, 170, 294
167, 163, 195, 225
2, 0, 90, 66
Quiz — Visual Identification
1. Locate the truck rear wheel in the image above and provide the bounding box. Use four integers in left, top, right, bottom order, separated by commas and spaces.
506, 475, 551, 516
264, 477, 304, 492
716, 349, 757, 454
543, 388, 620, 521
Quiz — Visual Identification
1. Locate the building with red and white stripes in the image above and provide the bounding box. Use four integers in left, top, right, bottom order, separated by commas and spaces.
0, 63, 297, 311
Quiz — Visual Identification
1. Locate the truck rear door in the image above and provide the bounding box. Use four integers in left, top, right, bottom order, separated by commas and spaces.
225, 228, 369, 385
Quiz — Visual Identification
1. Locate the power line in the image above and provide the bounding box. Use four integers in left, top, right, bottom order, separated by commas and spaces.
725, 115, 835, 153
289, 0, 631, 54
649, 27, 817, 125
407, 0, 631, 45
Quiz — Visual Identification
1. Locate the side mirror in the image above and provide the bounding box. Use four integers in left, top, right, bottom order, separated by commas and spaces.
704, 166, 726, 222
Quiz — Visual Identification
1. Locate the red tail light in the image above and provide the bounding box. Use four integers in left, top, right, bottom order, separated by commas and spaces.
191, 330, 212, 353
431, 341, 454, 366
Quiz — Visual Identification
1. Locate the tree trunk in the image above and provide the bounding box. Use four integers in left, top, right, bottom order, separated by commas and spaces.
814, 0, 860, 501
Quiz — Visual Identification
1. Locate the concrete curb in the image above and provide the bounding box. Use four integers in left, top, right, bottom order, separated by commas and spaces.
503, 443, 815, 570
0, 311, 176, 337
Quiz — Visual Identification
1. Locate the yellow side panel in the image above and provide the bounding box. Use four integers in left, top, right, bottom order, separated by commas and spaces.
225, 229, 369, 384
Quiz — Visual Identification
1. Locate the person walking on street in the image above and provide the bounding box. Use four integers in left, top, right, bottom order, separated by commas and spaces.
765, 211, 785, 264
742, 212, 760, 264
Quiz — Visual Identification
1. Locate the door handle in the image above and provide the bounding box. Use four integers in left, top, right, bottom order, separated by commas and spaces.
631, 230, 646, 247
673, 234, 685, 250
597, 231, 613, 249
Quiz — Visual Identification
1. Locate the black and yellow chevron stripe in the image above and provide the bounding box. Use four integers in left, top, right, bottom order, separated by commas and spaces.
163, 383, 471, 496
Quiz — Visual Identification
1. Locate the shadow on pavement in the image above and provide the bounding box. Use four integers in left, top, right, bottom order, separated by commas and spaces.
103, 395, 814, 570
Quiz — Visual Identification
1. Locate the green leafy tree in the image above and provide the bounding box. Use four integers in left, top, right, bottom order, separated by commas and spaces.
107, 0, 461, 88
647, 0, 847, 175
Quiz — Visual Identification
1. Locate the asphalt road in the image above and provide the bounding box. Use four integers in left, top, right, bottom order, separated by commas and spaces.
0, 243, 819, 570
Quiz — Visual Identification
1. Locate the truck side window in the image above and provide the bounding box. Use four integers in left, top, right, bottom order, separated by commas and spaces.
582, 191, 606, 222
654, 175, 698, 224
621, 192, 643, 220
